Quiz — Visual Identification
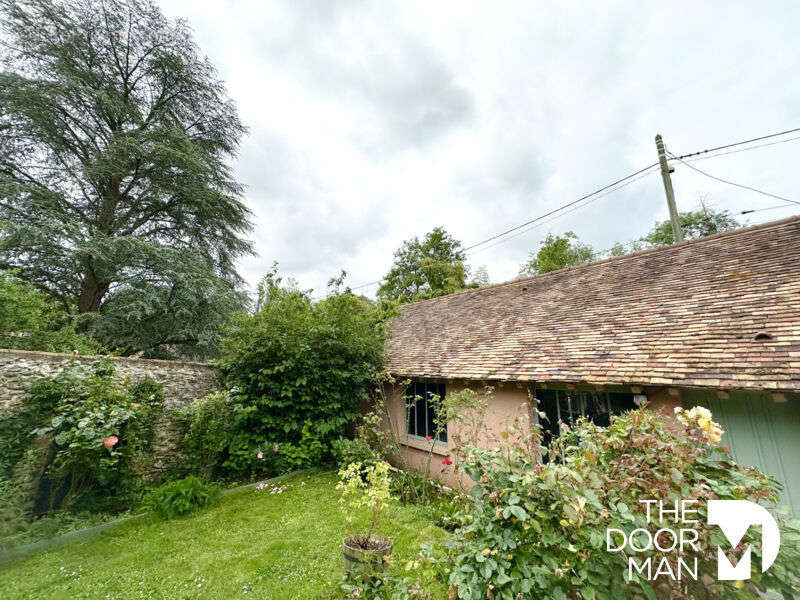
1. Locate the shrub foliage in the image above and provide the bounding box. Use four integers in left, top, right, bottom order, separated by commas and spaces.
0, 361, 164, 516
144, 476, 219, 520
214, 279, 387, 478
446, 408, 800, 600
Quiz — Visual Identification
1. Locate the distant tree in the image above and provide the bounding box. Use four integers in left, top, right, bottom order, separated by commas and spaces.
607, 242, 628, 258
470, 265, 490, 288
0, 270, 103, 353
520, 231, 595, 275
0, 270, 56, 333
640, 207, 739, 247
378, 227, 472, 303
607, 240, 645, 258
0, 0, 252, 355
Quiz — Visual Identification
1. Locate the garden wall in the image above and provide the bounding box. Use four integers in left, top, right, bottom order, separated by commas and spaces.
0, 348, 220, 411
0, 349, 223, 479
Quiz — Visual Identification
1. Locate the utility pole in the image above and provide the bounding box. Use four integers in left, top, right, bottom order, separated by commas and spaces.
655, 134, 683, 243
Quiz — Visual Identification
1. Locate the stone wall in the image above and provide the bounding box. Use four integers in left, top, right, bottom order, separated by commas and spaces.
0, 348, 221, 411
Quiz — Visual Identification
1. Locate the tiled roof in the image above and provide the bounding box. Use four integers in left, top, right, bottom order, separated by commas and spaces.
386, 215, 800, 391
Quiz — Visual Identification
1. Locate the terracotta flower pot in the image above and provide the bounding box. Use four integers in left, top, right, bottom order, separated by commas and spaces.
342, 535, 393, 579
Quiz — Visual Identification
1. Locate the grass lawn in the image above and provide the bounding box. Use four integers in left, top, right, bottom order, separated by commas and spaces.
0, 471, 448, 599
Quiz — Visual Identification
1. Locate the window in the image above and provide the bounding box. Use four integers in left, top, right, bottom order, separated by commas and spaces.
405, 381, 447, 443
536, 388, 639, 446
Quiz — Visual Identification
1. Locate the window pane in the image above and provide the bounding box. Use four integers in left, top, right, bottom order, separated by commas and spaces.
407, 400, 416, 436
426, 398, 436, 439
416, 397, 427, 437
405, 383, 419, 436
405, 381, 448, 441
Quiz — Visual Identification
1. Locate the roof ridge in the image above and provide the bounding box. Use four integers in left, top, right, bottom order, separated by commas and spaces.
402, 213, 800, 308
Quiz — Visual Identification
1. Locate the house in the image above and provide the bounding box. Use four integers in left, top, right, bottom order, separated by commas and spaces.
383, 215, 800, 512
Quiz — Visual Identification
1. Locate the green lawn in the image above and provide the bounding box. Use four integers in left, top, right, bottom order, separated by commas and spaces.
0, 471, 448, 599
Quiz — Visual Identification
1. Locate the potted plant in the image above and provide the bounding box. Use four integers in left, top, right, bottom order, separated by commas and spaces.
337, 460, 394, 578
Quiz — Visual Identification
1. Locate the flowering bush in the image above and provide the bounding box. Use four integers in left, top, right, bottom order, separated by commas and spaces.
675, 406, 723, 444
30, 362, 164, 511
445, 407, 800, 600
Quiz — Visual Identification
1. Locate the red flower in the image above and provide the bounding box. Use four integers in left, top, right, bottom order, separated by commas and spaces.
441, 457, 453, 465
425, 435, 433, 442
103, 436, 119, 449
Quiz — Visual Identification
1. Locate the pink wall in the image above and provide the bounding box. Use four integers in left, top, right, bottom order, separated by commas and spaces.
384, 381, 533, 490
383, 380, 690, 490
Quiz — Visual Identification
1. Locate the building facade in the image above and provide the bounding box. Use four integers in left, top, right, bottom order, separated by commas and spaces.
384, 216, 800, 512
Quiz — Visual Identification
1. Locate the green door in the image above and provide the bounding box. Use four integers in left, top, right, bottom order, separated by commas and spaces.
682, 389, 800, 515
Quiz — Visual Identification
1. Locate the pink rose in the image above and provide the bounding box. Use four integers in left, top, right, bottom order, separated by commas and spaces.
103, 436, 119, 449
256, 450, 264, 460
425, 435, 433, 442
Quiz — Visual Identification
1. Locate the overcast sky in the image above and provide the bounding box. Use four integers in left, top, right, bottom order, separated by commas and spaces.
161, 0, 800, 297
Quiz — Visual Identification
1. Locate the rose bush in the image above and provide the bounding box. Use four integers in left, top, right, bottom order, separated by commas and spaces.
445, 406, 800, 600
31, 361, 164, 512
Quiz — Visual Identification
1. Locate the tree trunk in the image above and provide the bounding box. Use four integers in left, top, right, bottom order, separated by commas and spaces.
77, 271, 109, 313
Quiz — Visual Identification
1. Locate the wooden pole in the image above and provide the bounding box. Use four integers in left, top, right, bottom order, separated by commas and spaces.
655, 134, 683, 243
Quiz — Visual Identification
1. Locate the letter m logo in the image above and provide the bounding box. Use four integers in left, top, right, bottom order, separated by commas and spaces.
707, 500, 780, 580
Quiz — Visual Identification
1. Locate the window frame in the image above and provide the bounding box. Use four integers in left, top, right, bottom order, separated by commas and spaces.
535, 387, 642, 446
404, 381, 447, 445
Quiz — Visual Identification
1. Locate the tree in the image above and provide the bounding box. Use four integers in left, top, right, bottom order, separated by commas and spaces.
520, 231, 595, 275
0, 270, 55, 333
0, 270, 104, 353
89, 248, 246, 357
640, 207, 739, 247
0, 0, 252, 353
470, 265, 490, 288
377, 227, 472, 303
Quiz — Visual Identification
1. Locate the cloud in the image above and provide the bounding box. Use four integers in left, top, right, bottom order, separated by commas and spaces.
248, 0, 475, 152
160, 0, 800, 296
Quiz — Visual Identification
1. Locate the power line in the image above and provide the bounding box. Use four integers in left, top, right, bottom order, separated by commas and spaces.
340, 162, 661, 293
668, 152, 800, 206
667, 127, 800, 161
462, 161, 659, 252
468, 165, 660, 256
342, 128, 800, 294
740, 203, 797, 215
676, 134, 800, 164
350, 280, 381, 291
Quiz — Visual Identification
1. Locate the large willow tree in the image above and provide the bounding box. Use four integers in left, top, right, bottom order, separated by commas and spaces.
0, 0, 253, 355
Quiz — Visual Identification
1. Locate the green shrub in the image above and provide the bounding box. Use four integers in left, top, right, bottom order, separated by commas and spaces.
28, 362, 164, 512
0, 270, 105, 354
0, 328, 105, 355
445, 408, 800, 600
0, 378, 64, 478
144, 476, 219, 520
180, 391, 238, 480
217, 274, 387, 478
0, 477, 29, 541
332, 437, 382, 469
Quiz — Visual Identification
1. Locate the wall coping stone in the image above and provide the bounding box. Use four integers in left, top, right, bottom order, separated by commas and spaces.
0, 348, 217, 370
